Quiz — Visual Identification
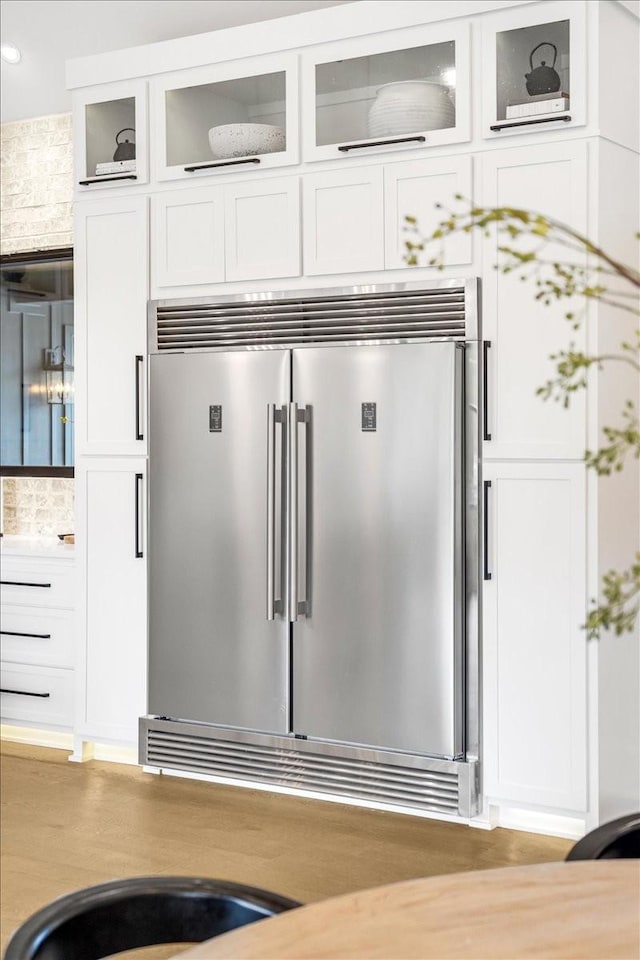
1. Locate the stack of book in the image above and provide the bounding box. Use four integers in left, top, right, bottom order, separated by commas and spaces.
95, 159, 137, 176
506, 92, 570, 120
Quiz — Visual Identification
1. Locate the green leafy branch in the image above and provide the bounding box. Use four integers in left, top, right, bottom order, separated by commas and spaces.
585, 554, 640, 640
404, 203, 640, 640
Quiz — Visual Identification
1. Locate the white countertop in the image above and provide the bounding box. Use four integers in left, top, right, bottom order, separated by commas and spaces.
0, 535, 75, 560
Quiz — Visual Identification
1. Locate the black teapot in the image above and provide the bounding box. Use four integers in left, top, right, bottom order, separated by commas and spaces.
113, 128, 136, 162
525, 42, 561, 96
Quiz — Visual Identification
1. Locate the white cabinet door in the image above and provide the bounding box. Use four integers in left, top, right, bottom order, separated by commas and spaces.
482, 461, 587, 812
481, 141, 588, 460
73, 79, 148, 191
384, 155, 473, 270
152, 188, 225, 290
151, 53, 299, 182
303, 167, 384, 276
301, 20, 470, 162
225, 177, 301, 281
75, 197, 148, 456
481, 0, 586, 138
75, 458, 147, 745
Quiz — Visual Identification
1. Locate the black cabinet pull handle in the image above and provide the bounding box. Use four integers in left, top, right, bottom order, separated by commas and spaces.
1, 580, 51, 588
78, 174, 138, 185
135, 355, 144, 441
338, 135, 426, 152
184, 158, 261, 172
483, 480, 492, 582
135, 473, 144, 559
490, 115, 571, 132
1, 630, 51, 639
1, 688, 51, 698
483, 340, 492, 442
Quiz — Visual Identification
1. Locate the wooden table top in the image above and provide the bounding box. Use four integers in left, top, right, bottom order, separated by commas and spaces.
177, 860, 640, 959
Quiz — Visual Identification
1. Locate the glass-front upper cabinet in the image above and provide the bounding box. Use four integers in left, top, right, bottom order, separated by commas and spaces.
151, 54, 299, 181
482, 1, 585, 137
301, 23, 470, 162
73, 80, 148, 190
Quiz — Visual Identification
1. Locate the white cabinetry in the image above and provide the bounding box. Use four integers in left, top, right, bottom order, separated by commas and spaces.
151, 53, 299, 182
303, 167, 384, 276
384, 155, 473, 270
152, 188, 225, 288
225, 177, 301, 282
0, 549, 75, 731
66, 0, 640, 830
301, 21, 470, 161
75, 459, 147, 746
482, 461, 587, 812
73, 79, 148, 190
75, 197, 149, 456
304, 154, 472, 277
151, 178, 301, 294
481, 0, 586, 138
481, 140, 588, 460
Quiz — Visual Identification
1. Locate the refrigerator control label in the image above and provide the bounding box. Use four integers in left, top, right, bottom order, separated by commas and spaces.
361, 402, 377, 431
209, 405, 222, 432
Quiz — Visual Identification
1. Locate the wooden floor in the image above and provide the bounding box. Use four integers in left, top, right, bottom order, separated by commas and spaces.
1, 741, 571, 955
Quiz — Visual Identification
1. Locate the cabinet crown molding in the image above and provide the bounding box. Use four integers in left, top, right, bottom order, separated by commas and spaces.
66, 0, 537, 90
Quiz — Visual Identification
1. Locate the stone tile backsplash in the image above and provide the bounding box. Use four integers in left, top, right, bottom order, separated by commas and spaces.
2, 478, 74, 536
0, 113, 73, 255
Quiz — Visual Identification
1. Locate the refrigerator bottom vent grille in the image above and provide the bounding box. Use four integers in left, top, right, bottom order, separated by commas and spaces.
142, 724, 466, 816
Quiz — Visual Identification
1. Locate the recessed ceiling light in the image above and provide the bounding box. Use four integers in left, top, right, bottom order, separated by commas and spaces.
1, 42, 22, 65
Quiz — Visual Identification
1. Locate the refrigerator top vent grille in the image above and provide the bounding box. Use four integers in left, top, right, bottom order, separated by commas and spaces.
154, 287, 468, 351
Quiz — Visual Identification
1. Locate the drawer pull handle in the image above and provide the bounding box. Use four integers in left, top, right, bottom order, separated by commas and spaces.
483, 480, 492, 582
1, 687, 51, 698
78, 174, 138, 185
1, 580, 52, 588
483, 340, 492, 442
490, 115, 571, 132
135, 355, 144, 441
135, 472, 144, 559
1, 630, 52, 639
184, 158, 261, 172
338, 135, 426, 152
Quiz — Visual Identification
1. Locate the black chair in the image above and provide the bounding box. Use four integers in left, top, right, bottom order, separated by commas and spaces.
3, 875, 301, 960
566, 812, 640, 860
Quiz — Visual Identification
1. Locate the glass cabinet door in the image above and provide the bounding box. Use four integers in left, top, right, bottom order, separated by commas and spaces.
152, 54, 299, 181
73, 80, 148, 190
482, 1, 585, 137
302, 23, 470, 161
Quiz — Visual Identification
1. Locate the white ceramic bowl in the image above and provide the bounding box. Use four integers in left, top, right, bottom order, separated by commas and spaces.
208, 123, 286, 159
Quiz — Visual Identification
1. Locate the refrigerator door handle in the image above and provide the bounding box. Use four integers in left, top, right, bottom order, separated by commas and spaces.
267, 404, 285, 620
288, 402, 310, 622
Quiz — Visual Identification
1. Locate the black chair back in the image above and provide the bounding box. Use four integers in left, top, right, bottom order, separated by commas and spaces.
566, 813, 640, 860
4, 876, 301, 960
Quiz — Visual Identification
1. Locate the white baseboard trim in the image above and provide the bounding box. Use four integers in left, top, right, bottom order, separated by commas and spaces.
1, 724, 73, 751
1, 726, 137, 766
491, 804, 586, 840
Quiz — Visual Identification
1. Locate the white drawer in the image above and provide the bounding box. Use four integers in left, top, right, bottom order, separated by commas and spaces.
0, 606, 74, 668
0, 663, 73, 728
0, 559, 74, 609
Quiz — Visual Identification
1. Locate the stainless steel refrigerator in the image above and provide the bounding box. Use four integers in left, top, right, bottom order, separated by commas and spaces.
141, 280, 480, 817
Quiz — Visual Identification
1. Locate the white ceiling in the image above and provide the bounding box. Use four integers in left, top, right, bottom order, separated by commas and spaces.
0, 0, 356, 123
